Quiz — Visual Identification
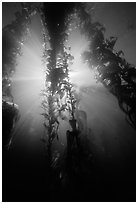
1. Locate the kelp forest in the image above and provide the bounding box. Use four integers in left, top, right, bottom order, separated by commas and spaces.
2, 2, 136, 202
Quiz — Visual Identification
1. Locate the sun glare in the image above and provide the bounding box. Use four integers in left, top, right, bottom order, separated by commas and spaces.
10, 13, 46, 145
67, 28, 97, 88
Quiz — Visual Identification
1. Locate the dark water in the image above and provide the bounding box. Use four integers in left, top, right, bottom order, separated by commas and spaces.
3, 82, 136, 202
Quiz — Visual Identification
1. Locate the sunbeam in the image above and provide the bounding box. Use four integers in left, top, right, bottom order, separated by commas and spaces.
66, 26, 97, 88
11, 13, 45, 149
2, 3, 135, 202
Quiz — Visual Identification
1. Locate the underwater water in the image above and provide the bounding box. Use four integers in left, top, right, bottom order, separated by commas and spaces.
4, 75, 135, 201
3, 10, 136, 202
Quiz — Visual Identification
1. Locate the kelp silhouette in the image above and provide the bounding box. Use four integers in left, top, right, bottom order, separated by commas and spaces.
2, 100, 20, 148
78, 4, 136, 128
2, 3, 39, 148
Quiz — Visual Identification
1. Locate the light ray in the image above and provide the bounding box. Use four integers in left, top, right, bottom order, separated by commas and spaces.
66, 27, 98, 89
11, 13, 45, 148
